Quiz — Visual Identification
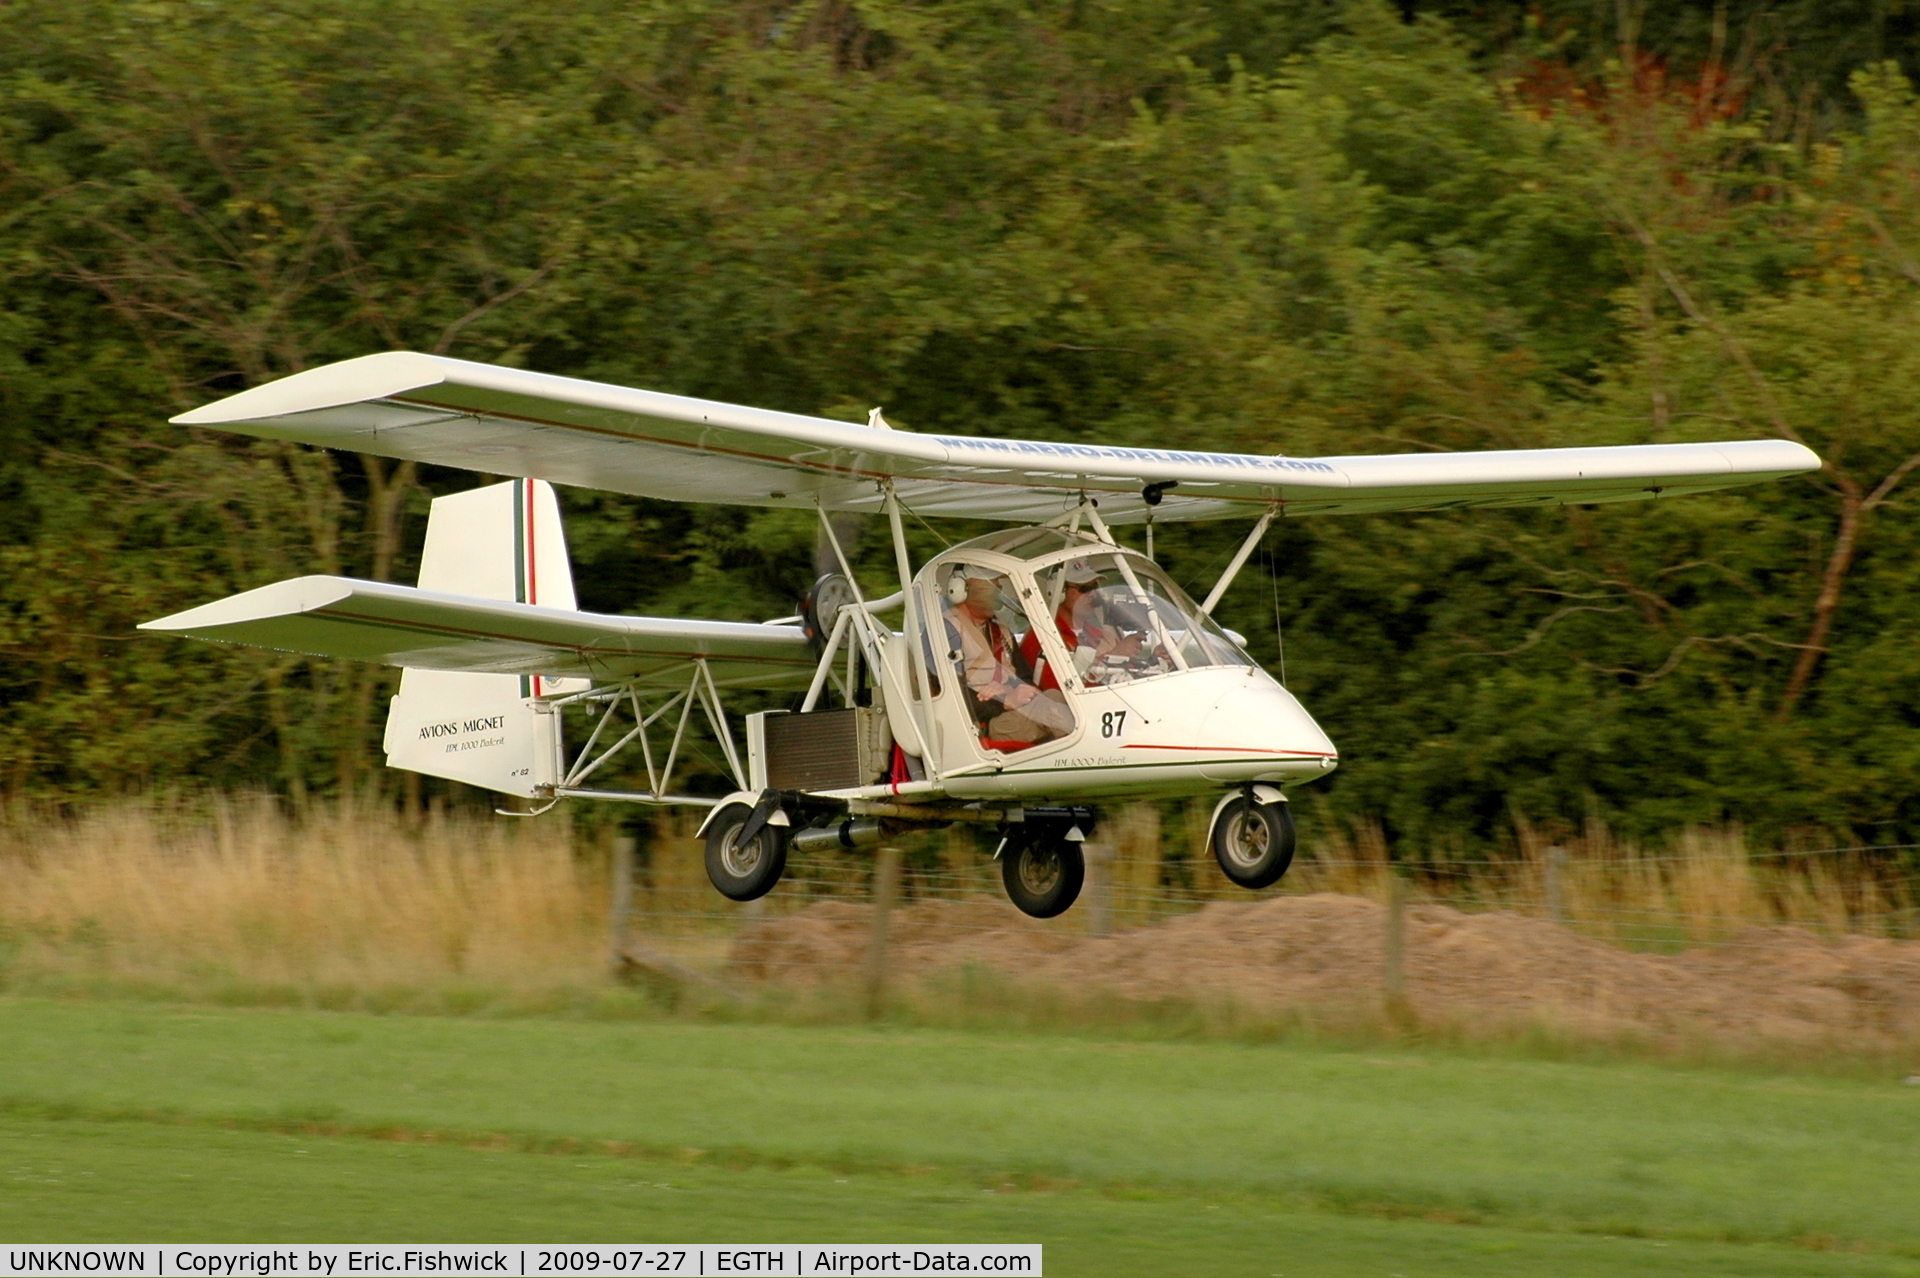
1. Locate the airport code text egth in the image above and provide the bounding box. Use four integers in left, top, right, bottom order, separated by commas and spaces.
4, 1249, 1038, 1277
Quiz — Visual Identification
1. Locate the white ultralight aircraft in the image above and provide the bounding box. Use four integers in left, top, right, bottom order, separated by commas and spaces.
142, 353, 1820, 917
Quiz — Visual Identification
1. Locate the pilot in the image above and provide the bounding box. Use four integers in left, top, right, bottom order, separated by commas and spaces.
1020, 559, 1145, 690
944, 566, 1074, 745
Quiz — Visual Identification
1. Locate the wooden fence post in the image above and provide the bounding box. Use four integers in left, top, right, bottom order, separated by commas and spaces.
1084, 841, 1114, 938
609, 834, 636, 973
1545, 846, 1567, 926
865, 845, 904, 1018
1384, 872, 1409, 1022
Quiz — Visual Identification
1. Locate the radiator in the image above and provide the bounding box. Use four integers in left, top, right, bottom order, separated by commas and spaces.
754, 708, 892, 792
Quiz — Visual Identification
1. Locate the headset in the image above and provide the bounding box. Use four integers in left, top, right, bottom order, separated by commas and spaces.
945, 570, 970, 605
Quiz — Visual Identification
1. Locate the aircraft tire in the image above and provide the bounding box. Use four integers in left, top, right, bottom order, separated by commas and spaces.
1000, 834, 1085, 918
704, 802, 789, 901
1211, 795, 1296, 890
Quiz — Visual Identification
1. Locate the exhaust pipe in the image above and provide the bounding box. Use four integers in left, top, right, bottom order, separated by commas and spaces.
790, 817, 885, 853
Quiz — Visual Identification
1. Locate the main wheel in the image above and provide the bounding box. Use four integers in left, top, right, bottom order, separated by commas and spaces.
704, 802, 789, 901
1001, 835, 1085, 918
1211, 795, 1296, 889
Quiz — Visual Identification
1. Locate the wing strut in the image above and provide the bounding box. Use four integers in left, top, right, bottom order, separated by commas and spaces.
1200, 507, 1279, 616
801, 609, 854, 713
807, 500, 939, 770
883, 483, 941, 776
1080, 499, 1190, 672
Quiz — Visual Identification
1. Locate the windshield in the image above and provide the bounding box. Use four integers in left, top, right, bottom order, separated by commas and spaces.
1032, 552, 1252, 687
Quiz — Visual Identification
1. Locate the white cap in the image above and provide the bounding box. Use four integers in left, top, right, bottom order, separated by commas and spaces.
1063, 557, 1104, 585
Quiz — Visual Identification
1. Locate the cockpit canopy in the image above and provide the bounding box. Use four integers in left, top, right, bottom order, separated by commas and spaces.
945, 525, 1103, 562
917, 534, 1253, 754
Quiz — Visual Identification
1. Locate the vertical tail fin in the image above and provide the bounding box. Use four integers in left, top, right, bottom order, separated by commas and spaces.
382, 479, 589, 796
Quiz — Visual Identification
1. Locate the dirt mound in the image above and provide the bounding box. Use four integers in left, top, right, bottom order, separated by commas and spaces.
729, 893, 1920, 1047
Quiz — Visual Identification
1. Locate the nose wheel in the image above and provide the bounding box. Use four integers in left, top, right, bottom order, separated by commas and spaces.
1211, 794, 1296, 889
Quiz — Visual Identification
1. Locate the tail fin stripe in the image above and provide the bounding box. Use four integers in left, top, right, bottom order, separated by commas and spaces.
513, 479, 531, 697
525, 478, 539, 606
523, 478, 540, 697
512, 479, 527, 605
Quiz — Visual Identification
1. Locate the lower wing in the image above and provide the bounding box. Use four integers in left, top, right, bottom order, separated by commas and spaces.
140, 576, 815, 689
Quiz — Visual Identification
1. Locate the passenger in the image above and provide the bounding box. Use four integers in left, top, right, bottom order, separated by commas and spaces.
1020, 558, 1144, 689
944, 566, 1074, 745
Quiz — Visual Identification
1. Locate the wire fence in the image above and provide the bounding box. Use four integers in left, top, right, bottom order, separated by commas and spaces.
610, 805, 1920, 1046
2, 795, 1914, 1049
618, 807, 1920, 945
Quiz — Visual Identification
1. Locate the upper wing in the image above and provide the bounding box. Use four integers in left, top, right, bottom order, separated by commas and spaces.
139, 575, 814, 689
173, 352, 1821, 524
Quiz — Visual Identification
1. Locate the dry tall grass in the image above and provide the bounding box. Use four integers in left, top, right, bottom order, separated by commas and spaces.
0, 794, 607, 1005
1284, 817, 1916, 947
0, 796, 1911, 1015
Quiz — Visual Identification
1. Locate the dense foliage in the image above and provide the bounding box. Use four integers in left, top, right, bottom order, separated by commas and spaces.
3, 0, 1918, 851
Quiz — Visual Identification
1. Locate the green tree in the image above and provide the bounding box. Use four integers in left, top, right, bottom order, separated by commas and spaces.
0, 0, 1915, 857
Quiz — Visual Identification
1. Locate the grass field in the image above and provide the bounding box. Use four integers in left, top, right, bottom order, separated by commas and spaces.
3, 997, 1918, 1275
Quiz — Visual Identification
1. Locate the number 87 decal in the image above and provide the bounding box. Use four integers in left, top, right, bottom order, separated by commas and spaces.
1100, 710, 1127, 738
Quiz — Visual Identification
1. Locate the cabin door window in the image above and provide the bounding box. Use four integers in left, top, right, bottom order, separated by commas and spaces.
935, 562, 1075, 753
